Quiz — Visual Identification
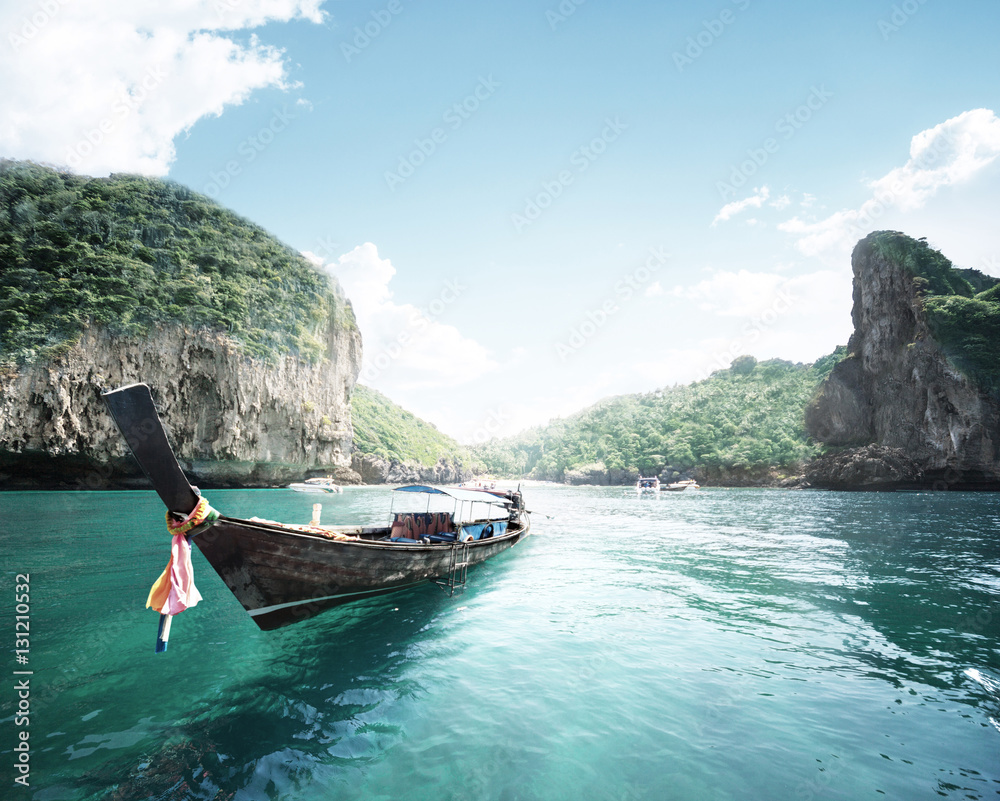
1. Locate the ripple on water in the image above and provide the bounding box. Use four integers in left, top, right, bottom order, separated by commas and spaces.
3, 486, 999, 800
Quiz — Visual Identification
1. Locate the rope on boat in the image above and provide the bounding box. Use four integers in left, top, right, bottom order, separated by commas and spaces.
147, 496, 220, 653
165, 496, 220, 537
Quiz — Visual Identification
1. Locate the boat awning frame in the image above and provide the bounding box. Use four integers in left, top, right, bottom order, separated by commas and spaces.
393, 484, 511, 506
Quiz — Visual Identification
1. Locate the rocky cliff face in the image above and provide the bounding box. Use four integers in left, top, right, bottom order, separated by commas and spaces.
806, 233, 1000, 489
0, 321, 363, 489
560, 463, 639, 486
350, 452, 473, 485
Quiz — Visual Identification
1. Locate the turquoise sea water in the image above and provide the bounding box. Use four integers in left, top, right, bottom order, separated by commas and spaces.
2, 485, 999, 800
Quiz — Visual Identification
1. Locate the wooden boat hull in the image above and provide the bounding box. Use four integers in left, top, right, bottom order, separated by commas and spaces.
194, 516, 530, 630
101, 382, 533, 633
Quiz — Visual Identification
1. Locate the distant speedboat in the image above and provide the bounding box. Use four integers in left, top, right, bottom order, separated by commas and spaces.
662, 479, 700, 492
289, 477, 343, 494
461, 478, 498, 490
636, 476, 660, 496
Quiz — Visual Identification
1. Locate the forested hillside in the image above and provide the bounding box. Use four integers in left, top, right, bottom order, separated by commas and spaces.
351, 385, 473, 468
0, 160, 355, 366
473, 353, 845, 483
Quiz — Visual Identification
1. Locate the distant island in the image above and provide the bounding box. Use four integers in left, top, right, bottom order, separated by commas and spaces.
473, 231, 1000, 490
471, 353, 841, 487
2, 160, 997, 490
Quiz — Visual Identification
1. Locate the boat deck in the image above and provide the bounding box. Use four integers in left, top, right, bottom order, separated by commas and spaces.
241, 513, 521, 546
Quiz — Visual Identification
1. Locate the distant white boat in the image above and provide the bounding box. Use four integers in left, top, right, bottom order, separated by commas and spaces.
662, 479, 700, 492
461, 478, 498, 490
289, 477, 343, 494
636, 476, 660, 496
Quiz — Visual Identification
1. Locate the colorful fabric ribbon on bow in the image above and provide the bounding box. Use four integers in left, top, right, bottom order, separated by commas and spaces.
146, 497, 219, 616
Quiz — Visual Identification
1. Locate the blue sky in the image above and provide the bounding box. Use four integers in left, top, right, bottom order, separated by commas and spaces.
3, 0, 1000, 441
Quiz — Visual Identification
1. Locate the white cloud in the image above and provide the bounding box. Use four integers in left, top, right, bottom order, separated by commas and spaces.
873, 108, 1000, 210
644, 280, 664, 298
779, 108, 1000, 260
671, 268, 789, 317
317, 243, 499, 394
674, 269, 852, 379
712, 185, 770, 225
0, 1, 326, 176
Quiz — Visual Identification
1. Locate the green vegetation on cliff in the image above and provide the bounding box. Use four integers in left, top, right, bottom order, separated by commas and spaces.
869, 231, 1000, 393
0, 160, 355, 366
924, 294, 1000, 393
351, 385, 472, 468
474, 353, 845, 481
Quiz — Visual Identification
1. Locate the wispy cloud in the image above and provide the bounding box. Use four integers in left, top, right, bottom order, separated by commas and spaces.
0, 1, 325, 175
779, 108, 1000, 259
712, 185, 770, 225
671, 268, 788, 317
309, 243, 499, 393
644, 281, 664, 298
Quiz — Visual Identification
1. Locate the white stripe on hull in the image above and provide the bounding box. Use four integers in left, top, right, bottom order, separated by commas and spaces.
247, 579, 429, 617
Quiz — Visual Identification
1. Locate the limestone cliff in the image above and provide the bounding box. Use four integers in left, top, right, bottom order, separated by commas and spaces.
0, 321, 363, 489
350, 452, 472, 485
806, 232, 1000, 489
0, 162, 365, 489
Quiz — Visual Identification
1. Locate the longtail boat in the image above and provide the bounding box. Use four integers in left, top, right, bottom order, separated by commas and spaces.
102, 384, 531, 632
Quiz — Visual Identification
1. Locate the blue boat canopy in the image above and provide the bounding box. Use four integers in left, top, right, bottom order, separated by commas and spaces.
394, 484, 511, 505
